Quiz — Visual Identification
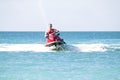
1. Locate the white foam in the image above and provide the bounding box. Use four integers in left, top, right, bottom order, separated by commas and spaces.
70, 44, 108, 52
73, 43, 120, 52
0, 44, 53, 52
0, 43, 110, 52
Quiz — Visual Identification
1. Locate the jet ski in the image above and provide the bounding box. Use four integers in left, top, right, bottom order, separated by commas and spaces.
45, 32, 66, 50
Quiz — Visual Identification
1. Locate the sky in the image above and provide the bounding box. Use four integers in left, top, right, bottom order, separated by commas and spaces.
0, 0, 120, 31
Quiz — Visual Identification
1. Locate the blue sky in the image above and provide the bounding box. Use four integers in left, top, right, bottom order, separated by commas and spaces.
0, 0, 120, 31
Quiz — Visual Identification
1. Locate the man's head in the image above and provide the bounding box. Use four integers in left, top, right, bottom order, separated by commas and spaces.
48, 23, 52, 29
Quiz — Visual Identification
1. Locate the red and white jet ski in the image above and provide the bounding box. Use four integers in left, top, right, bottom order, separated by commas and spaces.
45, 32, 66, 50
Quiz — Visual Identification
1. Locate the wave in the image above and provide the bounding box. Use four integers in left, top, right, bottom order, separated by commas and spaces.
0, 44, 120, 52
0, 44, 51, 52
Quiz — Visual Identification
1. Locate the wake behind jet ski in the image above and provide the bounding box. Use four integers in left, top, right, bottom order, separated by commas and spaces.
45, 24, 66, 50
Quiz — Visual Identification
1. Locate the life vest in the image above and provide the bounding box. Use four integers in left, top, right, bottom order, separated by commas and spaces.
47, 29, 55, 35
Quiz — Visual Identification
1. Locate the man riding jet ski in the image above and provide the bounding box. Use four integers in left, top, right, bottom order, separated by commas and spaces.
45, 24, 66, 50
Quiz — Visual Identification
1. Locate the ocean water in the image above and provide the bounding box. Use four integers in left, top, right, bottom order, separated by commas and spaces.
0, 31, 120, 80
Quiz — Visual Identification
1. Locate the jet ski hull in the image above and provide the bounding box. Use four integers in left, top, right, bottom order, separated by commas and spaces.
45, 41, 65, 50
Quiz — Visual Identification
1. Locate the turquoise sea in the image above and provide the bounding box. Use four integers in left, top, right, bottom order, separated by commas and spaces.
0, 31, 120, 80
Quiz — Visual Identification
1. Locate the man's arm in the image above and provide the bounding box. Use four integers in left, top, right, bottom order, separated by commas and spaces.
44, 32, 48, 38
54, 29, 59, 33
